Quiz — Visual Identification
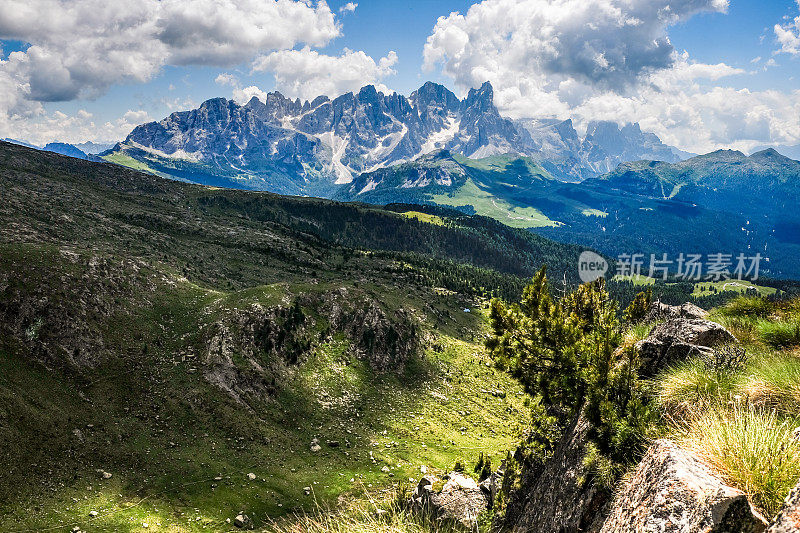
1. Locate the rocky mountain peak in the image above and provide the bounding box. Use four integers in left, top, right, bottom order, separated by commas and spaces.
113, 80, 686, 193
410, 81, 460, 113
463, 81, 495, 113
750, 147, 791, 162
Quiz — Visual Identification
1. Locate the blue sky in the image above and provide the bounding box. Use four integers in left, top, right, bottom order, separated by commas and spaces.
1, 0, 799, 152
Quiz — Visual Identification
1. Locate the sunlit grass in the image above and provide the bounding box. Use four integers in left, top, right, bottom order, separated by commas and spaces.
266, 488, 471, 533
713, 295, 774, 316
756, 318, 800, 348
654, 358, 739, 416
741, 352, 800, 413
674, 403, 800, 518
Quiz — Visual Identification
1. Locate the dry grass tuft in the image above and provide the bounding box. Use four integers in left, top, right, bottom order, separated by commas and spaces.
674, 403, 800, 518
265, 488, 467, 533
740, 353, 800, 413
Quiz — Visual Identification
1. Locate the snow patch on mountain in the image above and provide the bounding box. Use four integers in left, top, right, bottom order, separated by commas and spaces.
130, 141, 203, 162
318, 131, 354, 184
418, 116, 460, 158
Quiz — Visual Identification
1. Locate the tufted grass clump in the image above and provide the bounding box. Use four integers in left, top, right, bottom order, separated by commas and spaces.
656, 349, 800, 417
741, 352, 800, 414
675, 403, 800, 518
654, 357, 739, 416
756, 318, 800, 348
619, 322, 654, 352
266, 488, 470, 533
717, 296, 773, 318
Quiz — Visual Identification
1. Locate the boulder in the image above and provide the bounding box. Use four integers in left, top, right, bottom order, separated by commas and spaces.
646, 301, 708, 322
600, 440, 767, 533
767, 478, 800, 532
233, 513, 252, 529
636, 318, 736, 376
411, 473, 488, 529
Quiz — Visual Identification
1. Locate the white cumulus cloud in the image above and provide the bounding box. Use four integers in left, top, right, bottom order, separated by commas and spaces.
0, 0, 341, 141
422, 0, 800, 152
775, 1, 800, 56
251, 46, 398, 101
0, 0, 340, 102
423, 0, 729, 91
214, 73, 272, 104
1, 106, 152, 145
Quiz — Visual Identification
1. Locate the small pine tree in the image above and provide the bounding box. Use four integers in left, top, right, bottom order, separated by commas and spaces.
474, 452, 485, 474
487, 267, 656, 483
480, 457, 493, 482
623, 288, 652, 323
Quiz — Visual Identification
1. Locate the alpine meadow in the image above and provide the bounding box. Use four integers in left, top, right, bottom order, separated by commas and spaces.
2, 1, 800, 532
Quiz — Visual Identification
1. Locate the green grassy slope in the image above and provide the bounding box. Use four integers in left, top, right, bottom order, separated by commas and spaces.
336, 152, 564, 229
0, 141, 543, 531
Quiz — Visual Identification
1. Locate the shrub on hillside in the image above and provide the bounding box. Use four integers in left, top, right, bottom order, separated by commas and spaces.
718, 295, 773, 318
486, 268, 655, 471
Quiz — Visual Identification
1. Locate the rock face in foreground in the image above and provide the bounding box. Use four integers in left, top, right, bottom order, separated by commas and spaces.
767, 479, 800, 532
498, 309, 747, 532
636, 318, 736, 375
502, 411, 610, 532
601, 440, 768, 533
411, 473, 488, 529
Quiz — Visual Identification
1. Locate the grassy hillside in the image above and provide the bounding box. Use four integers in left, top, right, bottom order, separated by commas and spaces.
0, 140, 572, 531
336, 152, 564, 229
0, 245, 529, 531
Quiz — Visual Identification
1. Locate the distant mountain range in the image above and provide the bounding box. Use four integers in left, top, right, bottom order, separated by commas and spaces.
2, 138, 113, 160
335, 148, 800, 278
73, 141, 115, 155
41, 142, 92, 160
100, 81, 688, 194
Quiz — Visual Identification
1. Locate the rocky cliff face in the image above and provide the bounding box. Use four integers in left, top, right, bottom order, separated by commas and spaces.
499, 410, 611, 533
111, 81, 683, 193
203, 288, 419, 404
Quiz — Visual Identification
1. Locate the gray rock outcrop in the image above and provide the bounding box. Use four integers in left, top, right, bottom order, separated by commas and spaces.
646, 301, 708, 322
500, 411, 610, 533
636, 318, 736, 376
600, 439, 768, 533
203, 288, 418, 404
411, 473, 488, 529
767, 478, 800, 532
